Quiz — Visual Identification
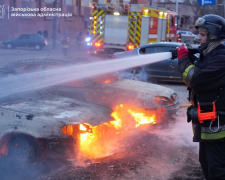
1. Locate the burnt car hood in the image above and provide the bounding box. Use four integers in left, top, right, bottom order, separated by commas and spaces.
0, 96, 113, 127
91, 79, 176, 109
95, 79, 180, 115
103, 79, 173, 97
53, 79, 179, 111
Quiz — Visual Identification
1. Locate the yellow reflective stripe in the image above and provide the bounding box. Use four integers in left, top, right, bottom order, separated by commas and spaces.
130, 24, 135, 30
201, 131, 225, 140
97, 22, 101, 29
135, 37, 140, 43
98, 38, 103, 43
92, 10, 105, 43
136, 31, 140, 37
97, 27, 101, 34
130, 30, 135, 35
93, 10, 97, 16
182, 65, 195, 83
130, 36, 134, 42
93, 34, 103, 43
136, 16, 141, 46
136, 25, 141, 32
98, 10, 104, 16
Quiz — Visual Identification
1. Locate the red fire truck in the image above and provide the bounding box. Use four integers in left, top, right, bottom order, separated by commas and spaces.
88, 4, 178, 54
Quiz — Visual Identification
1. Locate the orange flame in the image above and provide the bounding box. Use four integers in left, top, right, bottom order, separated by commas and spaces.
110, 112, 122, 129
104, 79, 111, 83
128, 109, 156, 127
77, 104, 165, 159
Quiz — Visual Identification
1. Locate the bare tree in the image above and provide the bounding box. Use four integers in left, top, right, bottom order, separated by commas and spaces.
184, 0, 217, 21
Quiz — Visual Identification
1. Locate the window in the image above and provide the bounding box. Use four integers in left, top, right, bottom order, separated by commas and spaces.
164, 46, 176, 52
139, 48, 145, 54
65, 0, 74, 5
20, 64, 42, 74
145, 47, 155, 54
130, 0, 137, 4
44, 0, 54, 3
20, 34, 30, 39
170, 15, 173, 27
180, 17, 184, 24
145, 47, 166, 54
175, 16, 178, 27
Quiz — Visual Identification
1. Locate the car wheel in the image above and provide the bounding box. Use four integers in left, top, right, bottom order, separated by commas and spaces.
7, 135, 38, 163
34, 45, 42, 50
129, 69, 142, 81
6, 43, 13, 49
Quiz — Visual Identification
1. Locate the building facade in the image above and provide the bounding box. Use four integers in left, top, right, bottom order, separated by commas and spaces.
0, 0, 92, 40
0, 0, 198, 41
158, 2, 198, 33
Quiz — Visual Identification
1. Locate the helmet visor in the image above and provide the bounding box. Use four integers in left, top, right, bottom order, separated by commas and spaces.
195, 17, 205, 26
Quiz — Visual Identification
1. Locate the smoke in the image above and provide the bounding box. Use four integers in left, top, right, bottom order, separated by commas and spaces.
116, 67, 149, 82
113, 108, 199, 160
147, 108, 198, 151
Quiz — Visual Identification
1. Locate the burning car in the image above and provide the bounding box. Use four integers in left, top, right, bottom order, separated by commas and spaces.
4, 59, 180, 118
0, 68, 114, 163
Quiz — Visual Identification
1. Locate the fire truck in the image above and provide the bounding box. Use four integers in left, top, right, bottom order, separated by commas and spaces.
88, 4, 178, 54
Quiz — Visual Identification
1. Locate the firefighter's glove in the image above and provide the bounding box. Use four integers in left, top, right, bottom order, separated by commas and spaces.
176, 44, 189, 61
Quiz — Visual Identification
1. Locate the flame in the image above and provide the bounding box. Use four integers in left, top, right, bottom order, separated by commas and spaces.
76, 104, 165, 159
110, 112, 122, 129
104, 79, 111, 83
128, 109, 156, 127
80, 124, 87, 131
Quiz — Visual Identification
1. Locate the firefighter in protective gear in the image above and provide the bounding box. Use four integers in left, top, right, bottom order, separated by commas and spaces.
76, 32, 83, 49
177, 14, 225, 179
61, 32, 70, 56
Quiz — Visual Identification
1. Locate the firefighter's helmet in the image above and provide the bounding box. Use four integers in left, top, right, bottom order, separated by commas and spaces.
195, 14, 225, 39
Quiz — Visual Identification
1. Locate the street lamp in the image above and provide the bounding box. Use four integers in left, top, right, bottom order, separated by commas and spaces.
53, 0, 58, 49
176, 0, 178, 14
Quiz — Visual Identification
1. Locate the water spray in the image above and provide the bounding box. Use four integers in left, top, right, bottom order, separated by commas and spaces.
0, 52, 172, 98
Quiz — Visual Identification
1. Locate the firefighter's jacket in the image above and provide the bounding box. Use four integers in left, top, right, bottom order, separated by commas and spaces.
61, 36, 70, 48
178, 44, 225, 142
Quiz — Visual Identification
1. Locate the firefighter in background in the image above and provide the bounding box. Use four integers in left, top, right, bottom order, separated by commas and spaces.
177, 14, 225, 179
76, 32, 83, 49
61, 31, 70, 56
